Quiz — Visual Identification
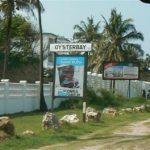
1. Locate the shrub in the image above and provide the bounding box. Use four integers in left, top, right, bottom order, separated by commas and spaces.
59, 98, 83, 110
59, 88, 149, 110
86, 88, 119, 109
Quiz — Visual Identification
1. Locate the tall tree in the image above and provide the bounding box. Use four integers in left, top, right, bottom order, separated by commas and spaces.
102, 9, 144, 61
28, 0, 47, 111
73, 16, 101, 42
0, 0, 35, 78
88, 36, 109, 73
89, 9, 144, 73
0, 14, 38, 66
37, 0, 47, 111
0, 0, 13, 78
0, 15, 38, 53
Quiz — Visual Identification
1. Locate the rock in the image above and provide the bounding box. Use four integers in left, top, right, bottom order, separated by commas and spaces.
86, 107, 101, 121
22, 130, 34, 136
145, 104, 150, 112
0, 130, 8, 141
124, 108, 133, 113
60, 114, 79, 124
0, 116, 15, 136
133, 105, 146, 112
42, 112, 60, 129
102, 107, 118, 117
51, 113, 60, 129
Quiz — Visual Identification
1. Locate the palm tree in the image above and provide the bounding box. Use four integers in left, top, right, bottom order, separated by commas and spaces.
37, 0, 47, 112
88, 36, 109, 73
73, 16, 101, 42
88, 9, 144, 73
0, 0, 13, 78
0, 0, 35, 78
73, 16, 102, 71
102, 9, 144, 62
28, 0, 48, 111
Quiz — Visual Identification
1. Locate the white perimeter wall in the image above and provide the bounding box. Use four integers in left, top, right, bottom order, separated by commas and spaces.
0, 73, 150, 115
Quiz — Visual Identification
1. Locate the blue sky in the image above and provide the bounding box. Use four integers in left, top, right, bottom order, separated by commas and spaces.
41, 0, 150, 55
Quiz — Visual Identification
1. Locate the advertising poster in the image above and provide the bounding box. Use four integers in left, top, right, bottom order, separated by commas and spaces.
103, 62, 139, 80
54, 55, 86, 97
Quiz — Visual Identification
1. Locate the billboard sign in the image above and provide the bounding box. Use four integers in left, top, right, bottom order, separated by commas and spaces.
53, 55, 86, 98
103, 62, 139, 80
50, 43, 91, 52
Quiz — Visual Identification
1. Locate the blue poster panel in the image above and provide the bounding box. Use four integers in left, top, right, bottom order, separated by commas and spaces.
103, 62, 139, 80
54, 55, 86, 97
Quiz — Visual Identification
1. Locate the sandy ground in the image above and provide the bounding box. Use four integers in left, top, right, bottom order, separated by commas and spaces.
80, 119, 150, 150
114, 119, 150, 136
29, 119, 150, 150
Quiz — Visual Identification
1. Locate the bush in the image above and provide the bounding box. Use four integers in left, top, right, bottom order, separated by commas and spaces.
8, 51, 39, 67
59, 98, 83, 110
86, 88, 119, 109
59, 88, 120, 110
59, 88, 149, 110
44, 68, 54, 82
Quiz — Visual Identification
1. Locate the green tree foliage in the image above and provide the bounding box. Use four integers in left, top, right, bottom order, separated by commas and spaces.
0, 15, 38, 66
102, 9, 144, 61
0, 0, 35, 78
0, 14, 38, 52
11, 15, 38, 53
88, 9, 144, 73
145, 54, 150, 69
140, 53, 150, 71
73, 16, 101, 42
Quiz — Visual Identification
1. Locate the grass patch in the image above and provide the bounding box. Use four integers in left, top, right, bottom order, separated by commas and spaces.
1, 109, 150, 150
1, 89, 150, 150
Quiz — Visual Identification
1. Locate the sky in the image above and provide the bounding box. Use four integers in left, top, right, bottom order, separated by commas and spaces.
40, 0, 150, 55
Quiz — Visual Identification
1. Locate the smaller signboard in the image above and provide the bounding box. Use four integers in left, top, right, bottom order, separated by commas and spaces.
53, 54, 87, 98
50, 43, 91, 52
103, 62, 140, 80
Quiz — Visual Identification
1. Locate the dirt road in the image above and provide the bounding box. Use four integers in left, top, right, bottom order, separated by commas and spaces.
30, 119, 150, 150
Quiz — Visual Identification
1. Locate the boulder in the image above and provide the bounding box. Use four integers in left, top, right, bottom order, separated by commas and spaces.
42, 112, 60, 129
22, 130, 34, 136
0, 116, 15, 136
0, 130, 8, 141
102, 107, 118, 117
145, 104, 150, 112
123, 108, 133, 113
60, 114, 79, 124
86, 107, 101, 121
133, 105, 146, 112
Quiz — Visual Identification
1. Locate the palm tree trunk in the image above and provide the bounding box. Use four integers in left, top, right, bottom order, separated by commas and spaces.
37, 0, 47, 111
3, 4, 12, 79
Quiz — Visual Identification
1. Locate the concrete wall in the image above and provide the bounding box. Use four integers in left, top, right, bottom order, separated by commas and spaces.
0, 80, 65, 115
0, 73, 150, 115
87, 72, 150, 98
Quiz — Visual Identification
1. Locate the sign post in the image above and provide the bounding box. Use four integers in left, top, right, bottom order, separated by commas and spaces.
50, 43, 91, 122
82, 102, 86, 123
